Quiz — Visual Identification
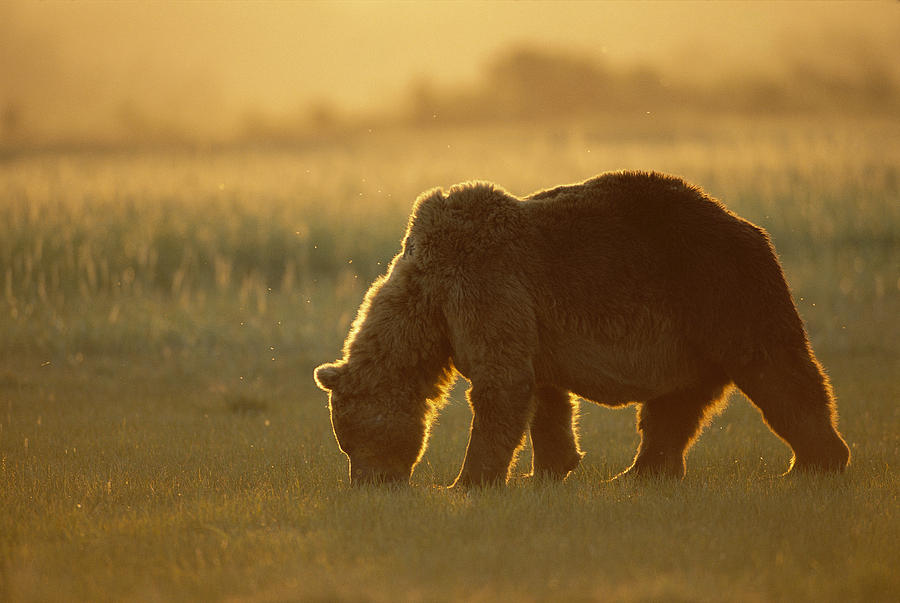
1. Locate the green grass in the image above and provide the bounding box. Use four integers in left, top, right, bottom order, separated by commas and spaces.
1, 354, 896, 601
1, 115, 898, 601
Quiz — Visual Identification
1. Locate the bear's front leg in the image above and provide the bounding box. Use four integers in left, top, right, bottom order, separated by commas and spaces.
453, 378, 535, 488
530, 386, 584, 480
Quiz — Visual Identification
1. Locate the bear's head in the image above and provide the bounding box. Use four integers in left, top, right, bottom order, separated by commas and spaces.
314, 361, 429, 485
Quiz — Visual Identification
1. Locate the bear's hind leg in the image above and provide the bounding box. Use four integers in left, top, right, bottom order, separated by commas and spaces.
619, 378, 730, 480
729, 346, 850, 473
530, 386, 584, 480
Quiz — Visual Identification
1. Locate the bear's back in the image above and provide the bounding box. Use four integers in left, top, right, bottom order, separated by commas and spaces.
409, 171, 772, 286
527, 171, 742, 236
523, 171, 769, 272
520, 171, 799, 358
405, 172, 801, 371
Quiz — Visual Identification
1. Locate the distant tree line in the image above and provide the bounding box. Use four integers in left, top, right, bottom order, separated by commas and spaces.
402, 44, 899, 126
3, 40, 897, 150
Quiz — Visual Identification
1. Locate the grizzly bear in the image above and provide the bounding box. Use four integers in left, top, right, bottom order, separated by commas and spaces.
314, 171, 850, 487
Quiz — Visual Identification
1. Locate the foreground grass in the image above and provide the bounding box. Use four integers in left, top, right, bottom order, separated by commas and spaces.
1, 350, 897, 602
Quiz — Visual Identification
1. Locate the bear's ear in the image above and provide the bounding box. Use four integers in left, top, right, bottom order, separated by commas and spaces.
314, 362, 345, 391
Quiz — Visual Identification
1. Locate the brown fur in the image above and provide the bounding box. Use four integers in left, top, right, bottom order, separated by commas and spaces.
314, 171, 850, 486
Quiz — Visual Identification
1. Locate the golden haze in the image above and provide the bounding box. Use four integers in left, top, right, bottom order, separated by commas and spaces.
2, 1, 898, 146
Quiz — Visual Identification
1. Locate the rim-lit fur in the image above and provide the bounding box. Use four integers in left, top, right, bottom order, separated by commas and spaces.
315, 171, 850, 486
314, 238, 455, 485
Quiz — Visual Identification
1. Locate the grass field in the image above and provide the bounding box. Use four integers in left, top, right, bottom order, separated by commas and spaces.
1, 115, 898, 601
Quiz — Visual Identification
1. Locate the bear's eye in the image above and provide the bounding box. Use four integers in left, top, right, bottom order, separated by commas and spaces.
403, 240, 415, 258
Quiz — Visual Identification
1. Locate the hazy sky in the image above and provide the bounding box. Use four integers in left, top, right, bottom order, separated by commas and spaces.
2, 1, 898, 140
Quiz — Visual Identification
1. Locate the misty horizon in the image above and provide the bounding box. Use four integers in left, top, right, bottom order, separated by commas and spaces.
2, 1, 898, 148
